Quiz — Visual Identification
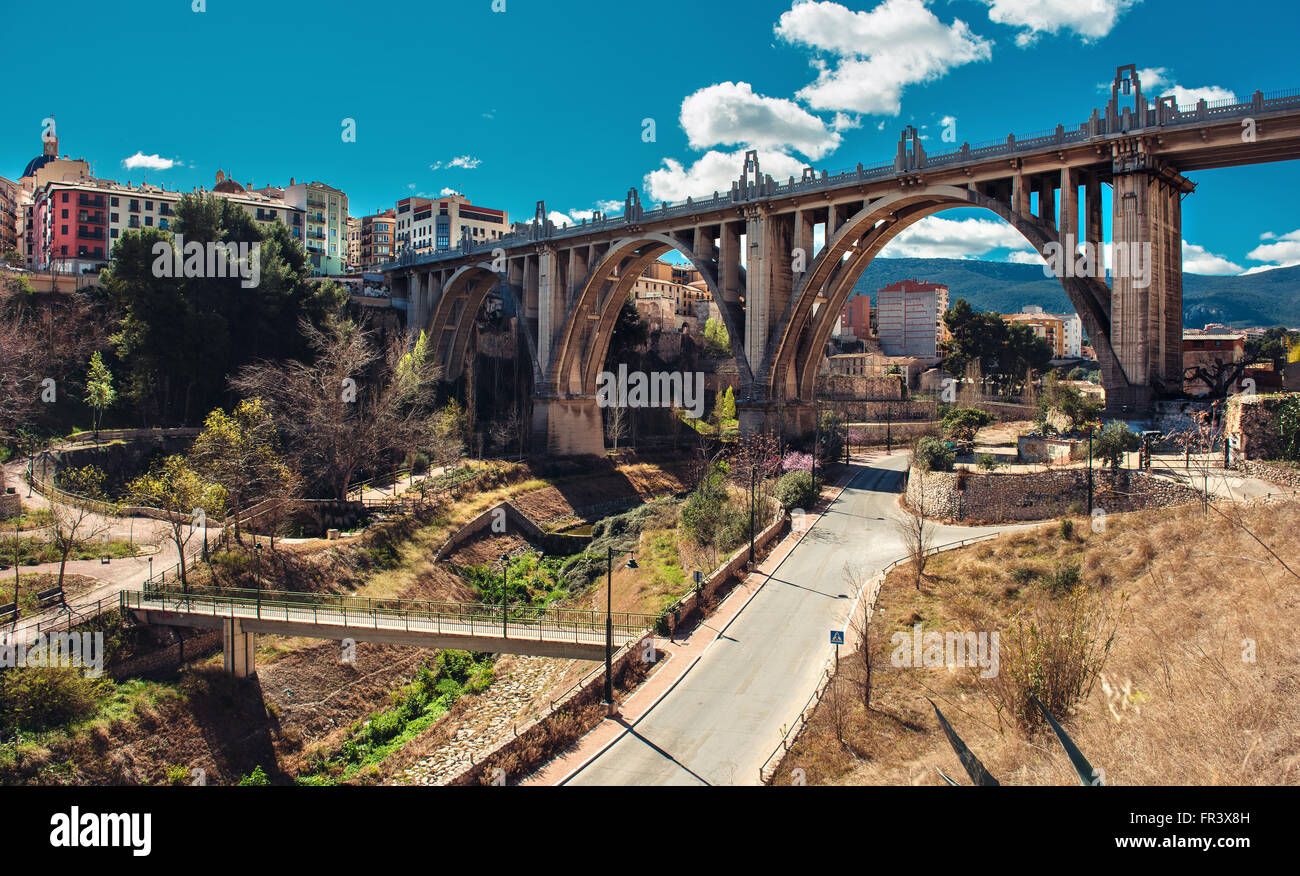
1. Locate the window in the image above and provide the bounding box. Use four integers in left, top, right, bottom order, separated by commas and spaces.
62, 209, 68, 219
145, 201, 153, 210
111, 229, 119, 238
111, 197, 119, 207
145, 217, 153, 227
160, 219, 168, 230
111, 213, 118, 223
61, 225, 68, 234
61, 193, 68, 202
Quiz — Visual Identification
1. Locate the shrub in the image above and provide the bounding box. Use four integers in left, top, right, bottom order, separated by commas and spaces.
914, 437, 955, 473
941, 407, 994, 442
237, 765, 270, 786
976, 453, 999, 471
1093, 421, 1140, 471
775, 470, 818, 511
0, 667, 105, 735
1280, 395, 1300, 462
366, 711, 404, 744
1058, 518, 1075, 540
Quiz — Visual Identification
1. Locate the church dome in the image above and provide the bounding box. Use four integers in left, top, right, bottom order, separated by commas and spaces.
21, 153, 53, 179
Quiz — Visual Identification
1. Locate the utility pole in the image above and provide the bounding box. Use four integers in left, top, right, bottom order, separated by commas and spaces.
886, 406, 893, 454
501, 552, 509, 639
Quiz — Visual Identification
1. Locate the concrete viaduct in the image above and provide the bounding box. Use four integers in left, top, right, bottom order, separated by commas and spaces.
383, 66, 1300, 456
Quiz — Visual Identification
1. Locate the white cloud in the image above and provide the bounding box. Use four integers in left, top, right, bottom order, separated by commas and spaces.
1244, 228, 1300, 272
880, 216, 1032, 259
1006, 250, 1045, 265
775, 0, 992, 116
440, 187, 461, 197
980, 0, 1139, 46
1137, 67, 1236, 108
680, 81, 842, 160
1182, 240, 1244, 275
547, 200, 627, 228
122, 152, 176, 171
429, 155, 482, 171
643, 148, 808, 203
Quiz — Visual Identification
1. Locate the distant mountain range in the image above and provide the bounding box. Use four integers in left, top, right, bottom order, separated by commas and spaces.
850, 258, 1300, 329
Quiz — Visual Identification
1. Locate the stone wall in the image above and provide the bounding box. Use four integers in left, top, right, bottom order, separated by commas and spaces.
905, 466, 1203, 522
0, 469, 18, 518
1234, 458, 1300, 491
1017, 435, 1087, 463
1227, 394, 1293, 461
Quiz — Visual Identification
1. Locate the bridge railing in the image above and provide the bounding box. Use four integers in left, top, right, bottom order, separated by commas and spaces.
130, 582, 657, 641
381, 85, 1300, 273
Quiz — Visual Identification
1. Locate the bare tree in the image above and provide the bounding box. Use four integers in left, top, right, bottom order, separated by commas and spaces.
48, 466, 114, 593
605, 403, 629, 454
232, 317, 442, 501
895, 456, 935, 591
842, 562, 875, 710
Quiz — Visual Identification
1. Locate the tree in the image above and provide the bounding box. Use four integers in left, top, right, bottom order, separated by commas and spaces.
49, 466, 114, 593
913, 436, 955, 473
189, 398, 295, 544
127, 455, 226, 588
232, 316, 441, 501
1038, 373, 1102, 435
942, 299, 1053, 390
604, 403, 630, 453
1093, 421, 1140, 472
897, 457, 935, 591
83, 351, 116, 443
703, 318, 731, 358
103, 193, 347, 425
941, 407, 994, 442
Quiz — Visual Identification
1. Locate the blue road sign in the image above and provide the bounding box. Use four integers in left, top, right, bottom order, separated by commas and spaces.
829, 630, 845, 645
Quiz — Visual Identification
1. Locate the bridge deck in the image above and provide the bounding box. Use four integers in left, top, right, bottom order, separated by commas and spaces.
123, 587, 655, 661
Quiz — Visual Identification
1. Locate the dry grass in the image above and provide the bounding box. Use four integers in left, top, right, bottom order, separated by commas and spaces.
775, 500, 1300, 786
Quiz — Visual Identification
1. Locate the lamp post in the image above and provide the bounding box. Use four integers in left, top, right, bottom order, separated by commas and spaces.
749, 465, 757, 567
604, 545, 638, 709
500, 552, 510, 639
1086, 426, 1094, 516
254, 542, 263, 618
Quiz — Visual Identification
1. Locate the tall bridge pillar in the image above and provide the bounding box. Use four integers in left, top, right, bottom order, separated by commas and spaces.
1109, 145, 1194, 409
223, 618, 255, 678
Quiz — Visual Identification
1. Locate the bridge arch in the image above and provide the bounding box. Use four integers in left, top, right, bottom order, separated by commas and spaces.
550, 232, 754, 397
425, 261, 535, 384
766, 185, 1121, 403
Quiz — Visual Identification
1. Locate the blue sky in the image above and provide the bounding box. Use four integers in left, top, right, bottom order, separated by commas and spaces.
4, 0, 1298, 274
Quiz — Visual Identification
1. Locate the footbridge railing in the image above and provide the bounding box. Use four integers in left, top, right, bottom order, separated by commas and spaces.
124, 583, 657, 647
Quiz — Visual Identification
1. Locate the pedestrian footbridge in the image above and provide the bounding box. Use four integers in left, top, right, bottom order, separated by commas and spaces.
122, 584, 655, 677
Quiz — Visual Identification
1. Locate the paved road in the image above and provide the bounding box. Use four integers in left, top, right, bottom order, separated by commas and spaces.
566, 453, 1024, 786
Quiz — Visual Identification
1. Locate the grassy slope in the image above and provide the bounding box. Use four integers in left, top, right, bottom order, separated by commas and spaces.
775, 499, 1300, 786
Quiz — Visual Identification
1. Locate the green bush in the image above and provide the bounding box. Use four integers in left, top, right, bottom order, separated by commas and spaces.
775, 470, 818, 511
0, 666, 106, 735
1280, 395, 1300, 462
941, 407, 994, 442
976, 453, 999, 471
237, 765, 270, 786
914, 437, 955, 472
366, 711, 405, 744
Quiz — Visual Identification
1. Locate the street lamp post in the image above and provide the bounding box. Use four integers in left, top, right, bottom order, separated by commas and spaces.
604, 545, 638, 709
1087, 427, 1094, 515
255, 542, 263, 618
501, 552, 509, 639
749, 465, 757, 567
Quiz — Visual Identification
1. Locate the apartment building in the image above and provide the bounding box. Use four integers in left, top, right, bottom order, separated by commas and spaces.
875, 280, 949, 358
1002, 306, 1083, 359
257, 179, 349, 276
29, 171, 306, 273
360, 209, 397, 270
835, 293, 872, 341
394, 193, 508, 256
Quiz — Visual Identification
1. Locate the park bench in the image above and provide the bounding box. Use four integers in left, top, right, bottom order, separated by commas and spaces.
35, 585, 64, 611
0, 602, 17, 625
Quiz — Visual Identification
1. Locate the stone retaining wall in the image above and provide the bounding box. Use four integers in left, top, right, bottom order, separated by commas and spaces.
905, 466, 1203, 522
1234, 457, 1300, 490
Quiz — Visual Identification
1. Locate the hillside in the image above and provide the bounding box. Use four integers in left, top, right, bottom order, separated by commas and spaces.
850, 257, 1300, 329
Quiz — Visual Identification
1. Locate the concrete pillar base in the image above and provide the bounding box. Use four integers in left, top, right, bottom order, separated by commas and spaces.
738, 400, 816, 442
532, 396, 607, 457
223, 618, 256, 678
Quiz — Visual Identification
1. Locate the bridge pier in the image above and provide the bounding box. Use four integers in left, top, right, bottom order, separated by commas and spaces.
738, 400, 815, 442
532, 395, 606, 457
223, 618, 256, 679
